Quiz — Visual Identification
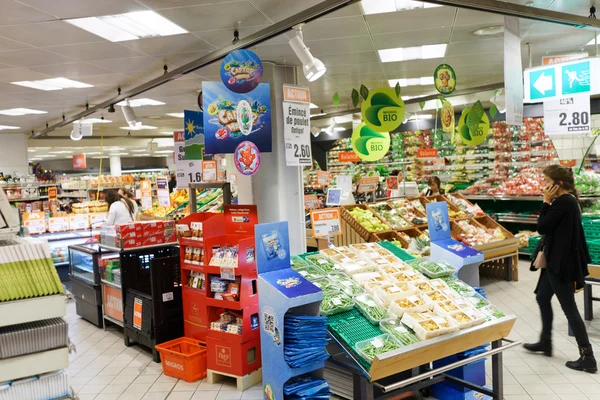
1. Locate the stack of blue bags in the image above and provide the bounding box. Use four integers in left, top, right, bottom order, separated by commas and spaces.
284, 375, 330, 399
284, 314, 329, 368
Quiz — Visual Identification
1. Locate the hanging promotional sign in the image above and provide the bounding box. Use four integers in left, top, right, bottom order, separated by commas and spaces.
338, 151, 360, 163
140, 180, 152, 209
361, 88, 405, 132
543, 94, 591, 135
440, 98, 455, 133
220, 49, 263, 93
543, 53, 588, 65
434, 64, 456, 95
283, 85, 312, 167
504, 16, 524, 126
351, 123, 390, 161
417, 148, 439, 158
72, 154, 86, 169
174, 131, 201, 189
233, 141, 260, 176
202, 160, 217, 181
156, 176, 170, 207
203, 81, 272, 154
183, 110, 204, 160
525, 57, 598, 102
310, 209, 342, 238
457, 104, 490, 146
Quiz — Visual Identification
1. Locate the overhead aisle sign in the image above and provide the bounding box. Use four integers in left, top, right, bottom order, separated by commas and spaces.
525, 58, 598, 102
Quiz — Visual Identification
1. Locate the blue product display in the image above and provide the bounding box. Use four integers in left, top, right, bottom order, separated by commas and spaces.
284, 315, 329, 369
283, 375, 330, 399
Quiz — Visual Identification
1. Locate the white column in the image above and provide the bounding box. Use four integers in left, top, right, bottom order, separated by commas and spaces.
236, 63, 306, 255
0, 134, 28, 175
109, 155, 122, 176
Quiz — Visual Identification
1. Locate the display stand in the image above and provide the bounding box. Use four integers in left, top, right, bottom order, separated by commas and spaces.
99, 243, 181, 362
256, 221, 325, 400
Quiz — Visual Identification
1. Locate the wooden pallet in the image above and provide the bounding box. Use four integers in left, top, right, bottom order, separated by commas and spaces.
206, 368, 262, 391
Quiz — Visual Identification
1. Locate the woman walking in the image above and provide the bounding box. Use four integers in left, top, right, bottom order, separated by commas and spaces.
524, 165, 596, 373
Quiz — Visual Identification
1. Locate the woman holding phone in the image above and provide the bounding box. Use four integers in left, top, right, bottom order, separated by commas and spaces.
524, 165, 596, 372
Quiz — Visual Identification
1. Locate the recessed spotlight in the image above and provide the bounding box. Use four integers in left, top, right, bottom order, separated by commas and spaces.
116, 98, 165, 107
159, 131, 174, 135
473, 26, 505, 36
378, 44, 447, 63
0, 125, 19, 130
84, 152, 101, 155
388, 77, 434, 87
119, 125, 157, 130
0, 108, 47, 116
65, 10, 187, 42
50, 151, 73, 154
11, 78, 93, 91
166, 113, 185, 118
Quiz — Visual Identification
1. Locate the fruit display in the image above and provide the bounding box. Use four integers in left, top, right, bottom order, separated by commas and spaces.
141, 188, 223, 219
576, 173, 600, 196
370, 202, 411, 229
388, 199, 427, 225
455, 220, 504, 247
398, 231, 430, 257
515, 230, 540, 248
347, 207, 390, 233
292, 242, 508, 363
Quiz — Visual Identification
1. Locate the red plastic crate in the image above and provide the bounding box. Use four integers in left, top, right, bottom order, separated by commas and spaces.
206, 335, 261, 377
155, 337, 207, 382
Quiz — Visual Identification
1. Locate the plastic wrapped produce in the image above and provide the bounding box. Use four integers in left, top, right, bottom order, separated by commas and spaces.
379, 318, 420, 346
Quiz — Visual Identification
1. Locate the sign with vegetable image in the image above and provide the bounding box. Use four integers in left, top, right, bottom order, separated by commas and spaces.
434, 64, 456, 95
457, 101, 490, 146
440, 97, 455, 133
351, 123, 390, 162
360, 88, 405, 132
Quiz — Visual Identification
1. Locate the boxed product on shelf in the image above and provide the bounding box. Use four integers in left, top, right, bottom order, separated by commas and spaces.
100, 220, 176, 249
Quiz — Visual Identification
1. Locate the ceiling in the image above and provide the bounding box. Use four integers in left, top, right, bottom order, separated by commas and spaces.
0, 0, 596, 159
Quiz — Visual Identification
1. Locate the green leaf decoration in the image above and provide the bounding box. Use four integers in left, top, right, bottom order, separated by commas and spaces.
461, 107, 469, 116
351, 89, 359, 108
395, 82, 401, 98
489, 104, 498, 119
333, 92, 340, 107
360, 84, 369, 100
494, 89, 500, 97
419, 101, 425, 110
460, 124, 472, 142
466, 100, 485, 139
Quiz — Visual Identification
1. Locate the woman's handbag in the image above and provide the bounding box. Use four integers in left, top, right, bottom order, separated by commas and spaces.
533, 250, 547, 269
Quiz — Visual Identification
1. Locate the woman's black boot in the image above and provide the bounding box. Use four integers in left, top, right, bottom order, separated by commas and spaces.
566, 345, 597, 373
524, 335, 552, 356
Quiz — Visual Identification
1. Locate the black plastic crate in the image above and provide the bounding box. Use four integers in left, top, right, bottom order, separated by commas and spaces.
121, 247, 179, 296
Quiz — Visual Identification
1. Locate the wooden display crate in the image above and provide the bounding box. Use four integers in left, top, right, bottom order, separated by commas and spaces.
340, 204, 392, 241
367, 201, 414, 230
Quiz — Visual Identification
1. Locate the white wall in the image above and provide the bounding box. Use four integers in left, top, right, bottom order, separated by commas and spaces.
0, 133, 29, 176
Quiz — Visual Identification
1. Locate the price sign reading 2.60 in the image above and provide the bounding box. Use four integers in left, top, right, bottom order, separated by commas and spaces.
293, 144, 311, 158
559, 111, 590, 129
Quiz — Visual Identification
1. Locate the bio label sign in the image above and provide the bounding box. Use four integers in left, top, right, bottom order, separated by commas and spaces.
351, 123, 390, 161
525, 58, 599, 102
361, 88, 405, 132
283, 99, 311, 166
543, 94, 591, 135
457, 104, 490, 146
310, 209, 342, 238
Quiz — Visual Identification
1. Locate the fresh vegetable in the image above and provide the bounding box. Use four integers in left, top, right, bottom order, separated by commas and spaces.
304, 255, 339, 273
311, 277, 340, 293
329, 272, 364, 296
355, 294, 389, 324
348, 207, 391, 232
319, 290, 355, 316
291, 255, 309, 270
379, 319, 420, 346
356, 334, 402, 363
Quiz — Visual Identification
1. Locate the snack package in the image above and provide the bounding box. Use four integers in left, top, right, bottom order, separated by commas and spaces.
190, 222, 203, 240
261, 230, 285, 260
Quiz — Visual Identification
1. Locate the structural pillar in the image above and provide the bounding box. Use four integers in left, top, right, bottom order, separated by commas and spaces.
1, 134, 29, 175
234, 62, 307, 255
109, 155, 122, 176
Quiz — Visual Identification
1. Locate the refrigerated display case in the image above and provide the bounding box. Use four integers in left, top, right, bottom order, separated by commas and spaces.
69, 244, 118, 327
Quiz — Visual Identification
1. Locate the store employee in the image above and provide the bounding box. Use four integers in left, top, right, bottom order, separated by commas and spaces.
422, 176, 444, 196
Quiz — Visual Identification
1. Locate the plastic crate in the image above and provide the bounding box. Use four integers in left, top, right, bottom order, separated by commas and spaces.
589, 240, 600, 264
584, 218, 600, 241
378, 241, 416, 262
522, 236, 542, 256
155, 337, 207, 382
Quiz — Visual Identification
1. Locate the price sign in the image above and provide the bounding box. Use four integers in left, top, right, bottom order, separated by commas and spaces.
69, 214, 89, 230
304, 194, 319, 210
283, 87, 312, 167
156, 176, 170, 207
326, 188, 342, 206
89, 213, 107, 227
310, 209, 342, 238
23, 219, 45, 234
48, 217, 69, 233
140, 180, 153, 209
543, 94, 591, 135
202, 160, 217, 181
357, 176, 378, 193
387, 176, 398, 190
174, 130, 194, 189
47, 186, 58, 201
220, 267, 235, 281
317, 171, 330, 186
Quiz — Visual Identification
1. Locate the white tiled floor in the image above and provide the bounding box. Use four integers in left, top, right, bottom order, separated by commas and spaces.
65, 260, 600, 400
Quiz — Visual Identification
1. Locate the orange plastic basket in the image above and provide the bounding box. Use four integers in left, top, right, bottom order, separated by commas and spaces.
155, 337, 207, 382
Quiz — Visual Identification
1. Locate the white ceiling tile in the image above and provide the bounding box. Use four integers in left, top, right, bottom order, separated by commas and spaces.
77, 73, 141, 87
331, 72, 387, 85
305, 36, 375, 56
382, 59, 440, 75
88, 56, 164, 73
120, 34, 213, 57
0, 68, 53, 83
193, 26, 288, 49
17, 0, 148, 19
0, 22, 104, 47
0, 49, 76, 67
0, 36, 33, 52
158, 1, 271, 32
251, 0, 323, 22
0, 1, 55, 26
372, 27, 452, 49
447, 38, 505, 56
28, 63, 111, 79
454, 8, 504, 26
548, 0, 595, 15
162, 51, 213, 67
326, 62, 384, 76
318, 51, 379, 66
251, 44, 299, 62
303, 16, 369, 41
135, 0, 238, 9
321, 3, 362, 19
449, 23, 504, 43
45, 42, 146, 62
366, 7, 456, 35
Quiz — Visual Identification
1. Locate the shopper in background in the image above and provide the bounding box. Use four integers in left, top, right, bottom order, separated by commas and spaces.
525, 164, 596, 372
118, 188, 139, 221
105, 190, 135, 226
168, 173, 177, 193
421, 176, 444, 196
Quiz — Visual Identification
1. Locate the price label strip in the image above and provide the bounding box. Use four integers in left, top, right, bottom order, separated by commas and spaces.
310, 208, 342, 238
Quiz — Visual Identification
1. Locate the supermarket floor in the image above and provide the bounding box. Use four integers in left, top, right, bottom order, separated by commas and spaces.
66, 259, 600, 400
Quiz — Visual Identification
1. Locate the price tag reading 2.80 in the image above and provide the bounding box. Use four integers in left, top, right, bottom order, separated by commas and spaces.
544, 94, 591, 135
310, 208, 342, 238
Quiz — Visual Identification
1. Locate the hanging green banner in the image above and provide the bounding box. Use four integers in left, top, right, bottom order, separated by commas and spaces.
351, 122, 390, 161
457, 104, 490, 146
360, 88, 405, 133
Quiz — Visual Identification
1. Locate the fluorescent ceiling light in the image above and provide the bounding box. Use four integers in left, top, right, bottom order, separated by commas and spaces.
131, 149, 147, 153
0, 125, 19, 130
310, 112, 327, 118
361, 0, 442, 15
473, 26, 504, 36
11, 77, 93, 91
378, 43, 447, 63
27, 149, 36, 153
65, 11, 187, 42
388, 76, 434, 87
109, 152, 129, 156
77, 118, 111, 124
85, 152, 101, 155
160, 131, 174, 135
42, 155, 57, 158
117, 98, 165, 107
333, 127, 346, 132
309, 103, 318, 109
409, 114, 433, 120
50, 151, 73, 154
166, 113, 185, 118
119, 125, 157, 130
0, 108, 47, 116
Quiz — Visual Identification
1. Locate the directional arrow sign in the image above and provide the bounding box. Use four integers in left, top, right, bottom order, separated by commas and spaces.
525, 57, 600, 102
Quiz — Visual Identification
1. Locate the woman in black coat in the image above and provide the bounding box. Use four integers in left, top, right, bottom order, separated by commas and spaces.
524, 165, 596, 372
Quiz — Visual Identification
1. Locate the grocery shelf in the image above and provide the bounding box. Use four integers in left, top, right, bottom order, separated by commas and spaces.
101, 279, 121, 290
0, 294, 66, 328
103, 314, 124, 328
8, 197, 40, 202
0, 347, 69, 382
99, 242, 178, 252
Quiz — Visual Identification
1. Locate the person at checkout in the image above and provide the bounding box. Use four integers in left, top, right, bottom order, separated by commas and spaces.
421, 176, 445, 196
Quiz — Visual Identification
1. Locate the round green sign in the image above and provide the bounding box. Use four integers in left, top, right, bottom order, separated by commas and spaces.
457, 108, 490, 146
360, 88, 405, 133
351, 122, 390, 161
434, 64, 456, 95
